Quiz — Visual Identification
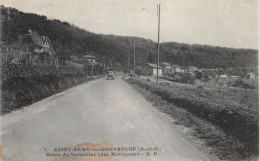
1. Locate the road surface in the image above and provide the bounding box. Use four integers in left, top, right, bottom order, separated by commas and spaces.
1, 76, 210, 161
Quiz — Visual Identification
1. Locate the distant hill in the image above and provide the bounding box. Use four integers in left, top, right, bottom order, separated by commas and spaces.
1, 6, 258, 70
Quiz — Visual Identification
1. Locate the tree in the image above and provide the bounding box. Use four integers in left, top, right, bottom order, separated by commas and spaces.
231, 78, 255, 91
135, 66, 144, 78
201, 75, 210, 86
1, 6, 258, 71
241, 79, 257, 92
180, 73, 195, 86
248, 80, 257, 91
194, 70, 203, 79
227, 81, 232, 88
147, 52, 154, 63
232, 79, 242, 88
213, 76, 219, 89
218, 79, 225, 90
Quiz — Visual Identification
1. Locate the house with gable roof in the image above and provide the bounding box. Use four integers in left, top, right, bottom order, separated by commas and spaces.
11, 29, 55, 64
143, 63, 163, 76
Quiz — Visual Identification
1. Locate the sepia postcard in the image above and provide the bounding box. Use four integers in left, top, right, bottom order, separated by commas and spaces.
0, 0, 259, 160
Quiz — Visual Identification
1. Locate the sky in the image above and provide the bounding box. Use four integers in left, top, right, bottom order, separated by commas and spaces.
1, 0, 259, 49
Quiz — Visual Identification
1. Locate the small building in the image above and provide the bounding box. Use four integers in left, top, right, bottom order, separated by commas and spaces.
179, 69, 187, 73
188, 66, 201, 73
160, 62, 171, 75
246, 73, 256, 79
143, 63, 162, 76
172, 64, 182, 73
83, 55, 97, 65
220, 74, 228, 79
230, 75, 239, 79
160, 62, 171, 69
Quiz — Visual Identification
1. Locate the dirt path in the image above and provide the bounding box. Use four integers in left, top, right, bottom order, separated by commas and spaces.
1, 77, 210, 161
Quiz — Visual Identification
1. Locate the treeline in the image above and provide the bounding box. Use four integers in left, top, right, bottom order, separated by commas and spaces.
1, 6, 258, 70
160, 42, 258, 69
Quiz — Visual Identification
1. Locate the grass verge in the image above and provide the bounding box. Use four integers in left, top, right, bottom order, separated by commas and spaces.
125, 77, 258, 160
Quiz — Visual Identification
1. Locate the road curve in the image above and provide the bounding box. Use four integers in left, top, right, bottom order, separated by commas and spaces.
1, 76, 210, 161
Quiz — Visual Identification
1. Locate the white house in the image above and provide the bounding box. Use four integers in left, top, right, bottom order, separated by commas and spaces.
143, 63, 163, 76
230, 75, 239, 79
220, 74, 228, 79
172, 64, 182, 73
188, 66, 201, 73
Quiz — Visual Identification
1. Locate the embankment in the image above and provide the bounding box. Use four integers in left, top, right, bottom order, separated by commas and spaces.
125, 77, 258, 160
1, 63, 102, 114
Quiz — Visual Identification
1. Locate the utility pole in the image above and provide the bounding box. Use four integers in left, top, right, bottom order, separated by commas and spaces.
103, 62, 106, 76
91, 62, 93, 79
133, 37, 136, 74
157, 4, 161, 84
102, 55, 105, 76
128, 48, 130, 73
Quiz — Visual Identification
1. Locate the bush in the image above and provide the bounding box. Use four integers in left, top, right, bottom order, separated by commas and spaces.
197, 85, 203, 89
232, 78, 257, 91
135, 66, 144, 78
1, 63, 85, 80
201, 76, 210, 85
129, 73, 136, 77
179, 73, 195, 85
195, 70, 203, 79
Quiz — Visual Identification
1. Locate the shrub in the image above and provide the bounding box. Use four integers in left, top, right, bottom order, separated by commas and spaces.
135, 66, 144, 78
232, 78, 257, 91
195, 70, 204, 79
179, 73, 195, 85
197, 85, 203, 89
201, 76, 210, 85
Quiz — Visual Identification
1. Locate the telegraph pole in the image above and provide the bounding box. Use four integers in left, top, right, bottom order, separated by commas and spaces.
128, 48, 130, 73
157, 4, 161, 84
133, 37, 136, 74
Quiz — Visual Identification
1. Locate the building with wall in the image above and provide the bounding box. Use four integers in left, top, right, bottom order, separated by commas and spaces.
143, 63, 162, 76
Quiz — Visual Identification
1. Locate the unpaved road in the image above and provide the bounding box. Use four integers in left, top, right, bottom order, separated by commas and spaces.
1, 77, 210, 161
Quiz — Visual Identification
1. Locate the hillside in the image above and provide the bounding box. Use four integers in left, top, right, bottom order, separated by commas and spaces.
0, 6, 258, 70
